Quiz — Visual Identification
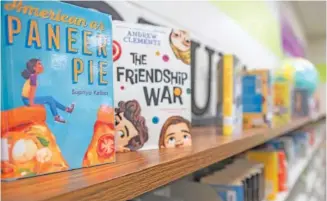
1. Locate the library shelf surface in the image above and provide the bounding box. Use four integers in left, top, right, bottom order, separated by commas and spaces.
2, 113, 326, 201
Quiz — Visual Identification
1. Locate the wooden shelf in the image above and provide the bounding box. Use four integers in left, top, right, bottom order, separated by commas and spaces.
2, 114, 325, 201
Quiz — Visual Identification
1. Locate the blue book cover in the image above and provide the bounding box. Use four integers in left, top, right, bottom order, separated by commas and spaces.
242, 70, 272, 129
212, 184, 244, 201
242, 75, 263, 113
1, 0, 114, 180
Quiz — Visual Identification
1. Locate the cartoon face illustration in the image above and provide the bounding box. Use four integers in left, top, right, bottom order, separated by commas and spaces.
115, 112, 138, 148
170, 29, 191, 52
169, 29, 191, 65
34, 60, 44, 74
115, 100, 148, 152
159, 116, 192, 149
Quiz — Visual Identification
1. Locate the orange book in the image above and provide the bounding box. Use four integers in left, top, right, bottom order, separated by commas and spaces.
278, 151, 288, 192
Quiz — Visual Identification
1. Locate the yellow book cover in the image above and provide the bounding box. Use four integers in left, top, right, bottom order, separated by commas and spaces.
242, 69, 273, 129
273, 82, 291, 127
246, 151, 279, 201
217, 55, 243, 136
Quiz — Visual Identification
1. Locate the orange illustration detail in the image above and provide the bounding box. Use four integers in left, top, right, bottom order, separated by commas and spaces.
1, 106, 69, 179
83, 105, 115, 167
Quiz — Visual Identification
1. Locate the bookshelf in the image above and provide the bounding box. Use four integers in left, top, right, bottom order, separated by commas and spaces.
273, 136, 324, 201
2, 113, 325, 201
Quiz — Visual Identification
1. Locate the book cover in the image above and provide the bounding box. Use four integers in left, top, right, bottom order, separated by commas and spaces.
246, 151, 279, 201
213, 184, 244, 201
200, 159, 263, 201
1, 0, 114, 180
229, 158, 264, 201
273, 81, 291, 127
292, 88, 310, 117
217, 55, 243, 136
113, 21, 191, 152
242, 69, 272, 129
201, 173, 244, 201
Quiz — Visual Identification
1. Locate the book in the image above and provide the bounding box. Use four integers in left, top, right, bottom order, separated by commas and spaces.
290, 131, 310, 158
242, 69, 272, 129
277, 151, 288, 192
273, 81, 291, 127
292, 88, 310, 117
1, 0, 114, 180
278, 137, 296, 168
201, 158, 265, 201
264, 140, 288, 191
230, 158, 265, 201
246, 150, 279, 201
217, 55, 243, 135
113, 21, 191, 151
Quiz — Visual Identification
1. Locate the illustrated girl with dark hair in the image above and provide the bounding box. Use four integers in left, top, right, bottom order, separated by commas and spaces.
158, 116, 192, 149
21, 58, 74, 123
115, 100, 148, 152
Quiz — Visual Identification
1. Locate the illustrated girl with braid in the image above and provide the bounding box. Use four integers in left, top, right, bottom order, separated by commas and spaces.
21, 59, 74, 123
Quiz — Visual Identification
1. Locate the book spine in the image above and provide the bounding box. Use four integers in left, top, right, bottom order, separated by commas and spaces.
222, 55, 233, 136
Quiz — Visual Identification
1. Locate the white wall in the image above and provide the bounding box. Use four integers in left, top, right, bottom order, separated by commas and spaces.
130, 1, 281, 70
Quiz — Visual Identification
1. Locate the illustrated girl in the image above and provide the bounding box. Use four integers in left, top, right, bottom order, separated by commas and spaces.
21, 59, 74, 123
169, 29, 191, 65
115, 100, 148, 152
159, 116, 192, 149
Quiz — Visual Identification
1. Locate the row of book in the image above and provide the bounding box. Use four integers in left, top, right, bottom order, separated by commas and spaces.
134, 122, 325, 201
1, 0, 320, 180
277, 137, 325, 201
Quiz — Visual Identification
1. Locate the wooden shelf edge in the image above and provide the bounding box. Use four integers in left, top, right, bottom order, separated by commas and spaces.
2, 113, 326, 201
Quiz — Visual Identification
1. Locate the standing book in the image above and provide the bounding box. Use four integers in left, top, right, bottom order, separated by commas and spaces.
217, 54, 243, 136
242, 69, 272, 129
246, 151, 279, 201
1, 0, 115, 180
273, 81, 291, 127
113, 21, 192, 152
292, 88, 310, 117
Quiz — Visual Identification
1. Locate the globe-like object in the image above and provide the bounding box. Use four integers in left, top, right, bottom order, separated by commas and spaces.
275, 58, 319, 96
274, 58, 296, 82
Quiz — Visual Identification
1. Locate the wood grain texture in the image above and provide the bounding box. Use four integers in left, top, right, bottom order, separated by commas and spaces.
2, 114, 326, 201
